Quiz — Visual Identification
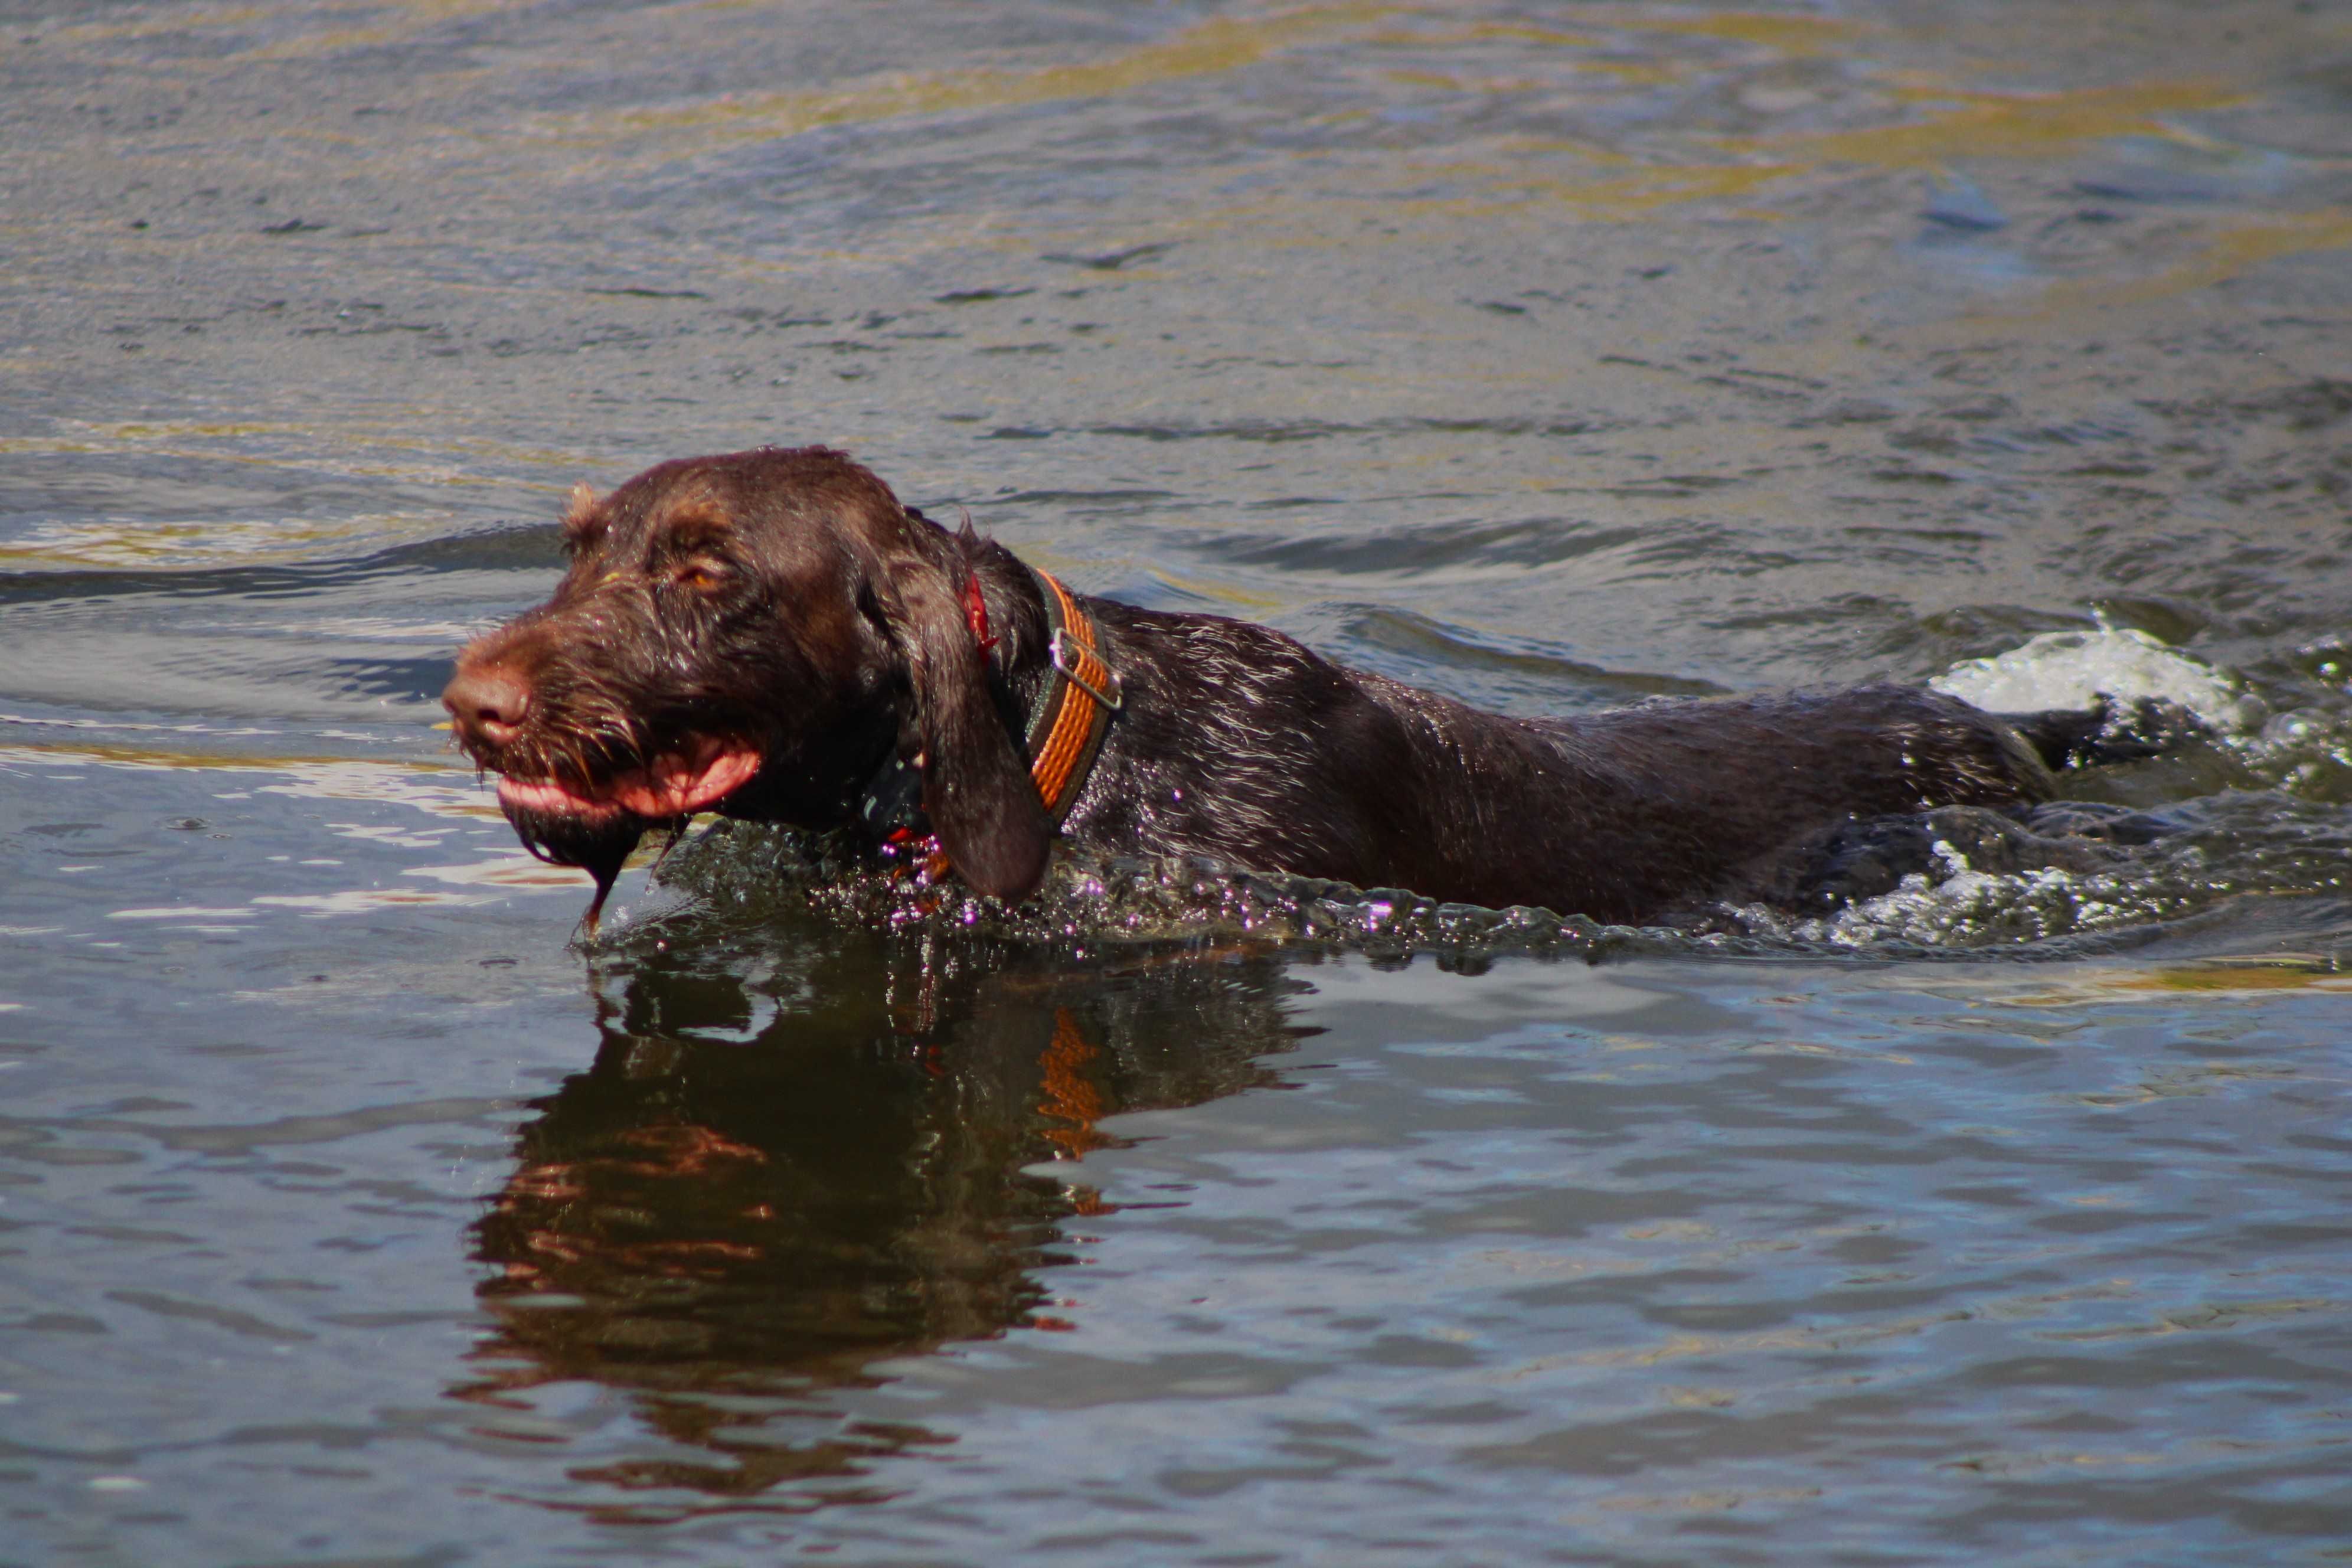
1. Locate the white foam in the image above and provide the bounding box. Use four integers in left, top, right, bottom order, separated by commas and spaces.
1765, 839, 2170, 949
1932, 625, 2252, 731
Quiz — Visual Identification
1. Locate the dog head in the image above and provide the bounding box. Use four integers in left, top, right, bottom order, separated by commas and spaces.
442, 447, 1050, 927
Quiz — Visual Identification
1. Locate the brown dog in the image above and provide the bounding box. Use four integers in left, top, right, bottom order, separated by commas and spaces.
443, 446, 2064, 932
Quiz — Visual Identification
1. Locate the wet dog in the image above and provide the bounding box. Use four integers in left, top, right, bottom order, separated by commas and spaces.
443, 446, 2076, 932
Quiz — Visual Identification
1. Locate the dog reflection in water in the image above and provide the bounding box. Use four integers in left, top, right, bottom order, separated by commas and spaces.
452, 934, 1293, 1515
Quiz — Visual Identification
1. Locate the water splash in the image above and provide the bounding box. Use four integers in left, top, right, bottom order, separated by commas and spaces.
628, 808, 2334, 966
1931, 620, 2260, 733
639, 820, 1687, 966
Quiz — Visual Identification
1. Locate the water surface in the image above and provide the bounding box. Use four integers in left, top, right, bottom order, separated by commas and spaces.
4, 2, 2351, 1563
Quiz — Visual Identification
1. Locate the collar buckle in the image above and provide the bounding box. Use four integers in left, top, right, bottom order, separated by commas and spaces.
1049, 626, 1123, 712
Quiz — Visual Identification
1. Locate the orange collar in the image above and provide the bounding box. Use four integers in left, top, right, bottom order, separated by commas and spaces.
1020, 570, 1121, 824
854, 568, 1120, 844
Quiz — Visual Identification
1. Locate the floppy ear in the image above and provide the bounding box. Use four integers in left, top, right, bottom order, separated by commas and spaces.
876, 553, 1051, 901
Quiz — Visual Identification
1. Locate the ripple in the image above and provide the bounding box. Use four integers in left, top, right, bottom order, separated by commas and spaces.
628, 804, 2352, 967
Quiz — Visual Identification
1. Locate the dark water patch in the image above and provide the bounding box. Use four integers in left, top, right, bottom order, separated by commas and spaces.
0, 525, 555, 607
1792, 396, 1902, 427
1868, 461, 1962, 485
2144, 374, 2352, 432
2072, 138, 2308, 205
1923, 175, 2008, 233
1707, 592, 1913, 641
316, 654, 469, 707
1842, 521, 1997, 545
1695, 366, 1827, 401
0, 635, 458, 729
974, 488, 1178, 512
0, 529, 577, 722
0, 453, 456, 554
1043, 242, 1175, 270
1210, 513, 1644, 579
1239, 492, 1350, 512
1612, 522, 1801, 579
1397, 414, 1605, 438
1089, 419, 1359, 444
1596, 472, 1757, 497
1327, 605, 1724, 710
361, 524, 570, 576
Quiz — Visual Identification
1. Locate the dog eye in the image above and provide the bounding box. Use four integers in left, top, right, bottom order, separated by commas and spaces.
671, 558, 730, 593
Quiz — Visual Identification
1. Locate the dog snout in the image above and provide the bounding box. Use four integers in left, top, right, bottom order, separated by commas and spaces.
443, 661, 532, 751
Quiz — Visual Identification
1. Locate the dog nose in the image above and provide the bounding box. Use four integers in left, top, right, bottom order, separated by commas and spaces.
443, 664, 531, 749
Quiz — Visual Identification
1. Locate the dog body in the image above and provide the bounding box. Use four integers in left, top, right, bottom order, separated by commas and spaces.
443, 447, 2056, 927
1036, 599, 2057, 920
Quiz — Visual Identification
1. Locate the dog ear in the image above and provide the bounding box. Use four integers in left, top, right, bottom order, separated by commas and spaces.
875, 553, 1051, 901
561, 481, 600, 528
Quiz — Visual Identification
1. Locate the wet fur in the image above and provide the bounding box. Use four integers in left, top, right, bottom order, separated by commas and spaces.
446, 446, 2065, 927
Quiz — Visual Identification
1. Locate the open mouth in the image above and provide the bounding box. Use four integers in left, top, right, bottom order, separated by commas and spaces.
492, 737, 763, 824
483, 736, 763, 938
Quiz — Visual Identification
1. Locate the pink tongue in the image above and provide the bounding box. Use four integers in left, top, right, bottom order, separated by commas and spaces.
495, 744, 761, 820
609, 746, 762, 816
496, 776, 619, 819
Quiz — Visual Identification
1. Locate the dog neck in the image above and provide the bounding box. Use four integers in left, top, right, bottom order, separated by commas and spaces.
854, 564, 1121, 850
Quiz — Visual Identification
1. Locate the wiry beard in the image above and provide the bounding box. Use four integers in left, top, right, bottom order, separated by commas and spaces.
499, 795, 662, 940
460, 705, 647, 938
464, 724, 765, 939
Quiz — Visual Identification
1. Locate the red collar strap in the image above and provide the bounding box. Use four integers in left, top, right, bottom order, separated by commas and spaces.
962, 567, 999, 654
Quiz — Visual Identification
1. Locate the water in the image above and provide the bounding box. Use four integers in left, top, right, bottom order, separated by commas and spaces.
4, 2, 2351, 1562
